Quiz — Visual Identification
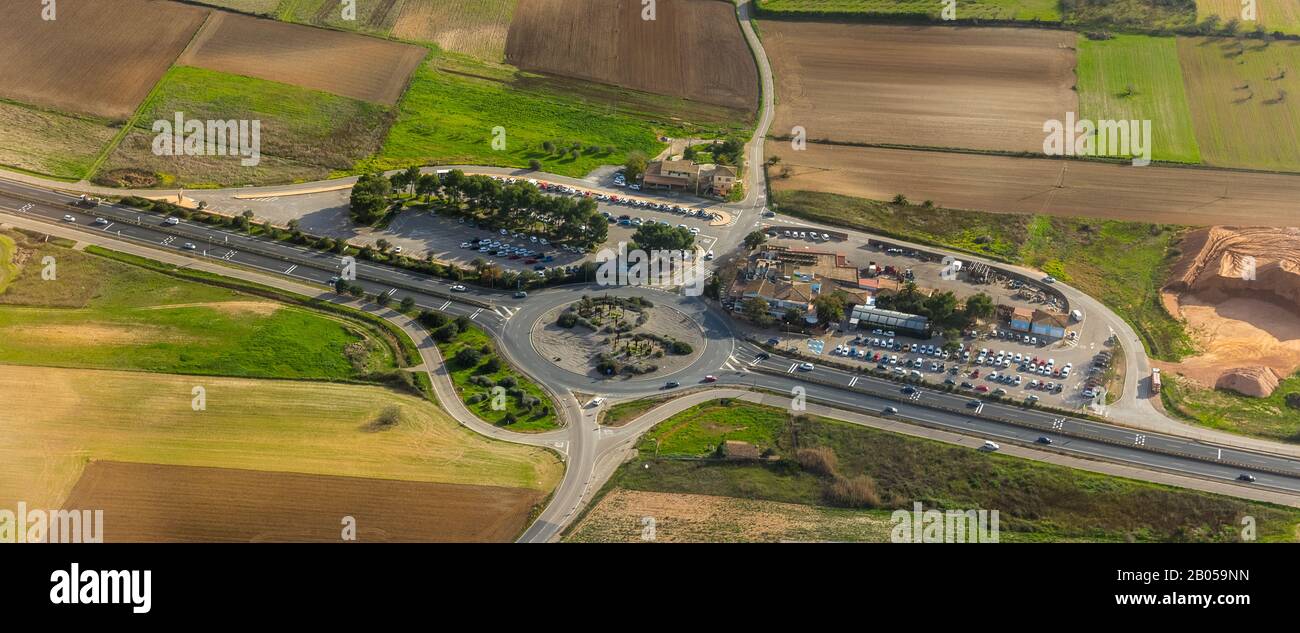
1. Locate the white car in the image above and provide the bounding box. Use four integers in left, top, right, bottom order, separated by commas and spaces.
165, 217, 180, 225
449, 284, 468, 292
798, 362, 815, 372
981, 441, 1001, 451
94, 217, 109, 225
62, 214, 76, 222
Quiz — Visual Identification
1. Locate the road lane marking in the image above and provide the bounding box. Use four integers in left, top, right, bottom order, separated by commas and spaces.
848, 376, 859, 387
439, 300, 451, 311
285, 264, 298, 274
470, 308, 484, 320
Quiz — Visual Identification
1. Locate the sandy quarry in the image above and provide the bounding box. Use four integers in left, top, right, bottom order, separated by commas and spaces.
1158, 226, 1300, 395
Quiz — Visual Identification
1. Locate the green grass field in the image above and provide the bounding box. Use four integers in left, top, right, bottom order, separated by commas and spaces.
373, 52, 748, 177
0, 100, 117, 180
97, 66, 395, 187
1163, 371, 1300, 443
438, 324, 560, 432
1064, 0, 1197, 29
599, 401, 1300, 541
771, 191, 1196, 360
1178, 37, 1300, 172
0, 231, 395, 380
1196, 0, 1300, 35
1076, 34, 1202, 164
755, 0, 1062, 20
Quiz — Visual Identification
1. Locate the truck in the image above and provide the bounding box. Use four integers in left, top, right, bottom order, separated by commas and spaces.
1151, 368, 1162, 394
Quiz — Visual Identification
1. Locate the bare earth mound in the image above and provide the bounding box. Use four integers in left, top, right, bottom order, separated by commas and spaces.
763, 22, 1077, 152
63, 461, 543, 542
506, 0, 758, 111
1157, 227, 1300, 391
0, 0, 209, 119
767, 143, 1300, 227
178, 11, 426, 105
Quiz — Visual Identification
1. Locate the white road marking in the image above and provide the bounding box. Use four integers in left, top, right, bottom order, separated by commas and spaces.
285, 264, 298, 274
470, 308, 484, 320
439, 300, 451, 311
848, 376, 859, 387
787, 362, 798, 374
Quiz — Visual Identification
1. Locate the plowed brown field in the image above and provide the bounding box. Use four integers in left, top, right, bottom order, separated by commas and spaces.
767, 142, 1300, 227
64, 461, 543, 542
763, 22, 1077, 153
506, 0, 758, 111
178, 11, 426, 105
0, 0, 209, 119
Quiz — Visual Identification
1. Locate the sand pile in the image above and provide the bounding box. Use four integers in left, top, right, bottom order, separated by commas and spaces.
1165, 226, 1300, 311
1160, 227, 1300, 397
1214, 366, 1281, 398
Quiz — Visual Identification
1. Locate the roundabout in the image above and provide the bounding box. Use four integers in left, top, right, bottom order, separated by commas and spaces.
499, 283, 736, 397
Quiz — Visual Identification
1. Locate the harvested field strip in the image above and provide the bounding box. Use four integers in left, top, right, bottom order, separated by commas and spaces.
766, 141, 1300, 227
567, 488, 895, 542
755, 0, 1063, 20
278, 0, 408, 34
0, 0, 209, 119
392, 0, 518, 61
1195, 0, 1300, 35
506, 0, 759, 111
761, 21, 1077, 153
177, 10, 427, 105
64, 461, 542, 542
0, 364, 563, 510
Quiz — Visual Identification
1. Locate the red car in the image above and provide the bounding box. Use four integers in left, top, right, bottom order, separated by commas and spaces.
975, 385, 989, 393
703, 375, 718, 383
971, 370, 981, 378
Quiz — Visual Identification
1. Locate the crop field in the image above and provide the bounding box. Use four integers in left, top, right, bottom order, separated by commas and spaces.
392, 0, 518, 61
375, 53, 743, 177
1076, 34, 1202, 164
0, 0, 209, 119
0, 232, 394, 379
64, 461, 543, 542
762, 22, 1076, 153
506, 0, 759, 111
1196, 0, 1300, 34
755, 0, 1062, 20
277, 0, 408, 35
98, 66, 395, 187
1178, 37, 1300, 172
0, 364, 562, 514
186, 0, 284, 14
765, 142, 1300, 227
0, 101, 117, 180
178, 10, 426, 105
594, 401, 1300, 541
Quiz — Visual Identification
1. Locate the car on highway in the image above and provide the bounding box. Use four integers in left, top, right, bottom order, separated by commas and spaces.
182, 243, 196, 250
94, 217, 109, 225
755, 352, 770, 360
1037, 436, 1053, 445
702, 375, 718, 383
1238, 473, 1257, 483
797, 362, 815, 372
165, 217, 180, 225
981, 441, 1000, 451
882, 406, 898, 415
449, 284, 468, 292
62, 214, 76, 222
664, 381, 680, 389
513, 291, 528, 299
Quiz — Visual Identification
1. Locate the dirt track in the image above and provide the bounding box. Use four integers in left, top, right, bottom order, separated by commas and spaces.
0, 0, 209, 119
63, 461, 542, 542
768, 142, 1300, 227
506, 0, 759, 111
178, 11, 427, 105
763, 22, 1078, 153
